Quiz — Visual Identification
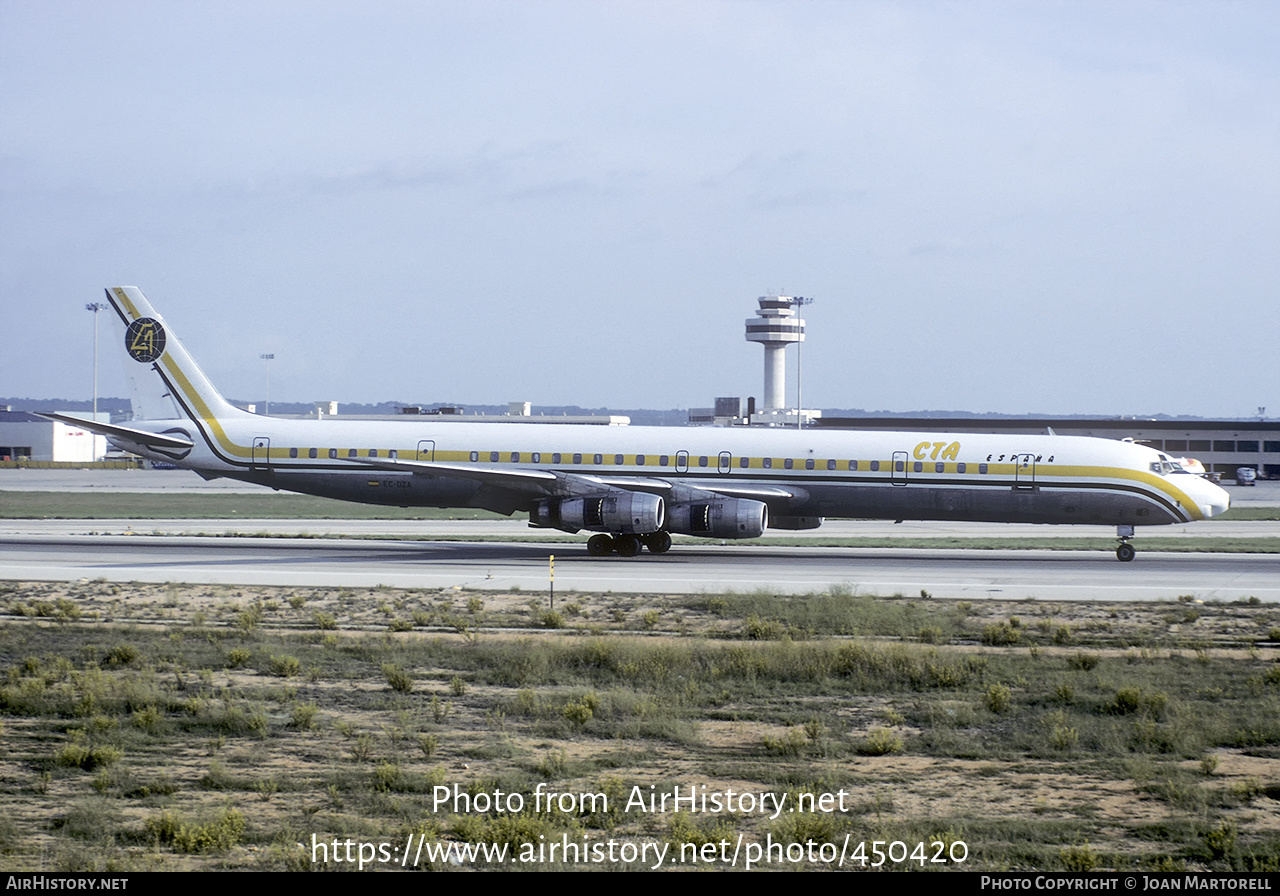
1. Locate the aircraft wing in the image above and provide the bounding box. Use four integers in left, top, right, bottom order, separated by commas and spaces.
675, 482, 794, 501
36, 413, 195, 451
343, 457, 558, 490
343, 457, 794, 502
596, 476, 796, 503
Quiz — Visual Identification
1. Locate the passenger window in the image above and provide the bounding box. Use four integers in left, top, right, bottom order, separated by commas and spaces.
826, 459, 836, 471
870, 460, 880, 472
957, 462, 966, 473
470, 451, 479, 462
329, 449, 338, 459
935, 462, 945, 473
615, 454, 623, 465
369, 449, 378, 458
552, 453, 562, 464
510, 452, 520, 463
699, 456, 708, 467
659, 455, 669, 466
979, 463, 988, 474
308, 448, 318, 459
593, 454, 603, 465
573, 453, 582, 464
348, 449, 357, 458
490, 451, 499, 462
740, 456, 750, 468
289, 447, 298, 458
532, 452, 540, 463
805, 458, 815, 470
389, 450, 398, 459
784, 458, 793, 469
636, 455, 645, 466
763, 458, 773, 469
848, 460, 857, 471
913, 462, 922, 473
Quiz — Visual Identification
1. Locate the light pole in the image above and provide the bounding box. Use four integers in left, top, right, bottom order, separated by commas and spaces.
85, 301, 108, 423
788, 297, 813, 430
260, 354, 274, 414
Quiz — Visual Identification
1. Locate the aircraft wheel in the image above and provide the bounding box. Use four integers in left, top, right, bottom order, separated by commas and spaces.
645, 531, 672, 554
1116, 543, 1136, 562
587, 534, 615, 556
614, 534, 642, 557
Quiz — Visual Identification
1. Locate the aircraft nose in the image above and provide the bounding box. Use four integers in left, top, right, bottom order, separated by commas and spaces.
1200, 480, 1230, 518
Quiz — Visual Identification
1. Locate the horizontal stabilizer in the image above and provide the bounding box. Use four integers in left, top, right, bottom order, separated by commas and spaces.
36, 413, 195, 451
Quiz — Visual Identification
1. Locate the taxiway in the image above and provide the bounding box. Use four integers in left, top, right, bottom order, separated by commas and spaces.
2, 533, 1277, 601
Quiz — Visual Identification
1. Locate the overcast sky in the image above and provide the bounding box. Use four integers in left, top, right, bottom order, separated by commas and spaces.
2, 1, 1276, 418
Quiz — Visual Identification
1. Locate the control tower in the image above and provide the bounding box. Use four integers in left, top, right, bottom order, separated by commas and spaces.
744, 294, 805, 411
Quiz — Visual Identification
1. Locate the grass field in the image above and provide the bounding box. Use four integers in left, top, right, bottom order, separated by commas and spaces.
0, 491, 505, 520
2, 579, 1278, 872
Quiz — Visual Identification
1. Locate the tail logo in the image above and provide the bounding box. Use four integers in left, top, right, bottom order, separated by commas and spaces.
125, 318, 166, 363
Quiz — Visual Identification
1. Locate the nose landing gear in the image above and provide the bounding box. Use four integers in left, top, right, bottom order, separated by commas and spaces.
1116, 525, 1136, 562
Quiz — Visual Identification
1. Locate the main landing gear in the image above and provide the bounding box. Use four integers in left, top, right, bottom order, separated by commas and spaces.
586, 531, 672, 557
1116, 525, 1136, 562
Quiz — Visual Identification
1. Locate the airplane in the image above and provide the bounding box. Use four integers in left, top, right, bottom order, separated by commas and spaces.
42, 286, 1231, 562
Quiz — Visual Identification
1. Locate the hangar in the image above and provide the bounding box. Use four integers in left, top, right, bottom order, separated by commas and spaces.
0, 409, 107, 463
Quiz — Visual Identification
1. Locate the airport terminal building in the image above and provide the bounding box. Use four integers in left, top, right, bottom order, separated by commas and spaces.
815, 416, 1279, 480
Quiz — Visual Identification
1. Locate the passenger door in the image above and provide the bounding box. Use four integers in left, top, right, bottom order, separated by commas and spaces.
891, 450, 909, 485
1014, 453, 1036, 489
252, 436, 271, 469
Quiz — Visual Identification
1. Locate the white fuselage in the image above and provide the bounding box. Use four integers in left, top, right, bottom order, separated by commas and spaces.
131, 411, 1230, 527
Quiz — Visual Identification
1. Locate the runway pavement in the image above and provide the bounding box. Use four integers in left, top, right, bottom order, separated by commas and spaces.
1, 516, 1277, 540
2, 532, 1277, 601
3, 469, 1276, 601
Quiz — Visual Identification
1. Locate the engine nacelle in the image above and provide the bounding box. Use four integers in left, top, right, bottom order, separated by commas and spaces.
531, 493, 665, 535
768, 515, 824, 530
667, 498, 767, 539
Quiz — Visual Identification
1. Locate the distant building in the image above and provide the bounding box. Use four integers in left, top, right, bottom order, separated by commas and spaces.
277, 402, 628, 425
0, 410, 107, 462
689, 397, 754, 426
816, 416, 1280, 479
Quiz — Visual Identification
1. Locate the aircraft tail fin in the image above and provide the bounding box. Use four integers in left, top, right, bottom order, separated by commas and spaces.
104, 286, 244, 425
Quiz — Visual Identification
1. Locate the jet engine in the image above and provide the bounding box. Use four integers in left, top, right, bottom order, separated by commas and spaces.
667, 498, 767, 539
530, 492, 665, 535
